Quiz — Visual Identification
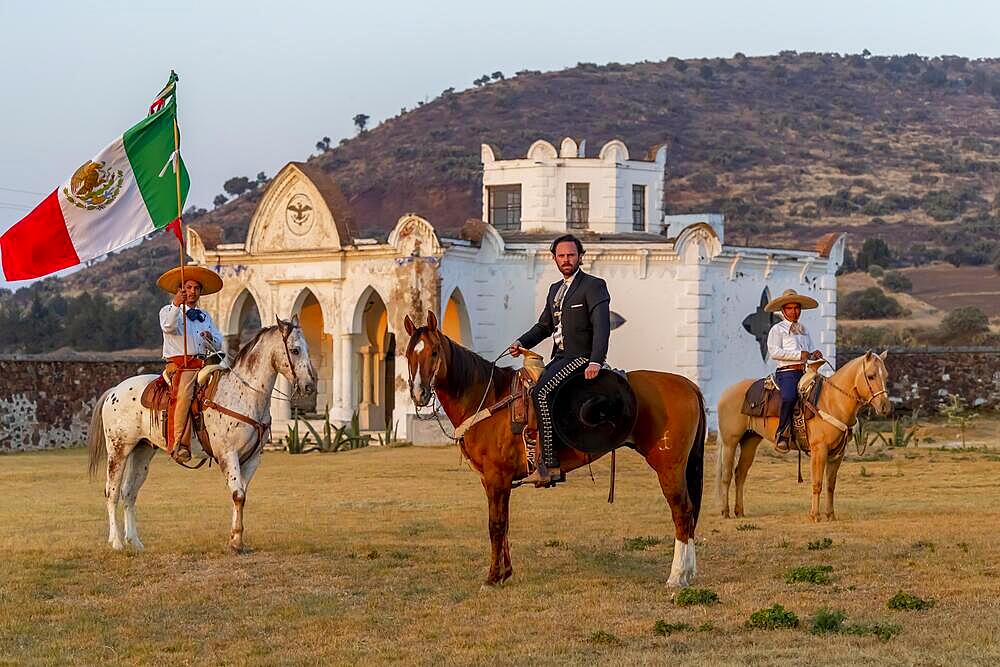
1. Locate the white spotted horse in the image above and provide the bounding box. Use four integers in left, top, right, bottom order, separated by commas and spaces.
87, 316, 316, 553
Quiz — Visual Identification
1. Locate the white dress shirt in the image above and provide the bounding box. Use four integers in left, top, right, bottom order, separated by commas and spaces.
160, 303, 222, 358
767, 318, 814, 368
552, 269, 580, 350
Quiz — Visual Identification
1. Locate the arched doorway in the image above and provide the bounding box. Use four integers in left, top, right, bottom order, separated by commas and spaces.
292, 289, 330, 417
355, 288, 394, 431
227, 289, 262, 358
442, 288, 473, 347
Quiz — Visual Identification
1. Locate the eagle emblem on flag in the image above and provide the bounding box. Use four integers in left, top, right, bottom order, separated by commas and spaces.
63, 160, 124, 211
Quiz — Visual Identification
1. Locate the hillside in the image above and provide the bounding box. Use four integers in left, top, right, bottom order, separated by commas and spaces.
4, 51, 1000, 351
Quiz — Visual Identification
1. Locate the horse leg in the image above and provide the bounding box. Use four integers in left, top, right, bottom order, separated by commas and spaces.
121, 442, 156, 550
481, 478, 512, 587
716, 430, 740, 519
644, 449, 698, 588
824, 453, 844, 521
809, 445, 828, 522
104, 440, 133, 551
220, 452, 249, 554
734, 434, 761, 518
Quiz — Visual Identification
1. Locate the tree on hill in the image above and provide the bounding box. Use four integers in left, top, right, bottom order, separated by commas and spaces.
856, 238, 892, 270
213, 194, 228, 208
223, 176, 254, 198
353, 114, 370, 134
939, 306, 990, 344
840, 287, 904, 319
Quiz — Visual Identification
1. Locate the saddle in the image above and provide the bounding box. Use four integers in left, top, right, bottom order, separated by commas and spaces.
139, 365, 226, 446
741, 362, 826, 450
510, 351, 544, 434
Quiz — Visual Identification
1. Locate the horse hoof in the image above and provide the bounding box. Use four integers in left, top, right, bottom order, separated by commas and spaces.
127, 538, 145, 551
808, 514, 820, 523
229, 544, 247, 555
667, 576, 691, 588
826, 513, 837, 522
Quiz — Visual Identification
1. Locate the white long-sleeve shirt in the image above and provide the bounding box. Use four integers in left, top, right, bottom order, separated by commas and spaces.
159, 303, 222, 359
767, 319, 814, 368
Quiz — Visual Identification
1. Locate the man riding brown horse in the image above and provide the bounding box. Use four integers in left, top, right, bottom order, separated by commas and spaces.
156, 265, 224, 464
508, 234, 611, 487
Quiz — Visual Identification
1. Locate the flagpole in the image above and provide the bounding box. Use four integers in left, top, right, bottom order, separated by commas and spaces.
173, 113, 188, 363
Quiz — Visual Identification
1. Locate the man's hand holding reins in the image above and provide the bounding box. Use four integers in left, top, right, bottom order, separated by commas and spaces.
584, 362, 600, 380
508, 342, 524, 357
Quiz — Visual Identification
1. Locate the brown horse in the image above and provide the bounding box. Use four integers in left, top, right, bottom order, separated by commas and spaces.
403, 311, 707, 588
715, 351, 891, 522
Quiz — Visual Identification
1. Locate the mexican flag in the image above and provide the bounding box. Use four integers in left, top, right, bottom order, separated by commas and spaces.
0, 72, 190, 281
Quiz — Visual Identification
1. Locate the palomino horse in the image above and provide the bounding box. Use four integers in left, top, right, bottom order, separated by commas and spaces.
87, 317, 316, 553
716, 351, 891, 521
404, 311, 706, 588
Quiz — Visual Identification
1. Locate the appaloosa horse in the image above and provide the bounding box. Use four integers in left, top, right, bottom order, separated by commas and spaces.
87, 317, 316, 553
716, 351, 892, 521
404, 311, 706, 588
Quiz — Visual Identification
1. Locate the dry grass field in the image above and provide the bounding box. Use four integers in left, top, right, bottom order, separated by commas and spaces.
2, 437, 1000, 665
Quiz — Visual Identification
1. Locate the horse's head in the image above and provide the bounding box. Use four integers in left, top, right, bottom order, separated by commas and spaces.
404, 309, 447, 407
275, 315, 317, 396
852, 350, 892, 417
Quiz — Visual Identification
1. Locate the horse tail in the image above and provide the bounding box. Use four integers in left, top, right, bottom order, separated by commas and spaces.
87, 388, 112, 479
686, 387, 707, 531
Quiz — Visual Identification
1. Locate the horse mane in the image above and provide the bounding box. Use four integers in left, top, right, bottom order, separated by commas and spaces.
231, 326, 278, 367
440, 334, 515, 397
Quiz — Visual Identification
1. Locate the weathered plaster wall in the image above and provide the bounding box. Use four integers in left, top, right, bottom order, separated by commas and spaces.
838, 347, 1000, 413
0, 358, 159, 452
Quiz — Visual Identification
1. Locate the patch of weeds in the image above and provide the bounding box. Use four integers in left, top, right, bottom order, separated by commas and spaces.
587, 630, 620, 645
697, 622, 715, 632
623, 536, 661, 551
736, 523, 760, 531
365, 550, 381, 560
674, 587, 720, 606
807, 537, 833, 551
786, 564, 834, 584
911, 540, 935, 552
653, 620, 693, 635
809, 607, 847, 634
777, 539, 791, 548
888, 591, 934, 611
746, 604, 800, 630
957, 542, 970, 553
388, 550, 411, 560
860, 466, 873, 478
844, 622, 902, 641
544, 539, 564, 548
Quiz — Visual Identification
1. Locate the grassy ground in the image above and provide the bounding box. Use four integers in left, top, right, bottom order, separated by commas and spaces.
2, 441, 999, 665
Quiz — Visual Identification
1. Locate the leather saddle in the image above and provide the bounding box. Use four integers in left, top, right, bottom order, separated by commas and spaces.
140, 365, 226, 443
509, 351, 544, 434
741, 361, 826, 449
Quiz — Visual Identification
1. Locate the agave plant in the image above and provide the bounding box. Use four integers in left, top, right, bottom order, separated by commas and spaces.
875, 409, 921, 448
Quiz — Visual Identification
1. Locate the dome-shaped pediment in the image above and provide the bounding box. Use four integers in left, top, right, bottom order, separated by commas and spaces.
245, 162, 357, 255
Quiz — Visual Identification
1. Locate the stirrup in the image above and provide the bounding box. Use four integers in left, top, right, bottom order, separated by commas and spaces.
773, 438, 790, 454
172, 444, 192, 463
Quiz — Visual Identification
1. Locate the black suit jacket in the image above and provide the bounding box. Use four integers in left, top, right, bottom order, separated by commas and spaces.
516, 271, 612, 365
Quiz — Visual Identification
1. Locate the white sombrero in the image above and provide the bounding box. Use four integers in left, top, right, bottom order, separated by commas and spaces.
764, 289, 818, 313
156, 265, 223, 295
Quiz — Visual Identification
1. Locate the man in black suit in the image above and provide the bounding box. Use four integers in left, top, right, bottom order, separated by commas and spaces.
509, 234, 612, 486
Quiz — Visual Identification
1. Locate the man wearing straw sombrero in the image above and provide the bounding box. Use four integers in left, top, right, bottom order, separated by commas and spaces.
156, 265, 224, 463
765, 289, 823, 453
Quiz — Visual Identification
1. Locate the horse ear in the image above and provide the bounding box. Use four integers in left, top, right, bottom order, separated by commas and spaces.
290, 314, 299, 329
864, 350, 874, 360
879, 349, 888, 360
275, 315, 289, 334
404, 314, 415, 336
426, 309, 438, 332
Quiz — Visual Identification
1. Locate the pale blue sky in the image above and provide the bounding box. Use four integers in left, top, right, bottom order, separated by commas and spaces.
1, 0, 998, 286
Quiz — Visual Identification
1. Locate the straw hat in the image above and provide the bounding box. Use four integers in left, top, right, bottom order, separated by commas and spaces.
156, 265, 223, 295
764, 289, 818, 313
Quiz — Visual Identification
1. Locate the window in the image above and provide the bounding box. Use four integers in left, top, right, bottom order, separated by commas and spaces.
487, 185, 521, 230
632, 184, 646, 231
566, 183, 589, 229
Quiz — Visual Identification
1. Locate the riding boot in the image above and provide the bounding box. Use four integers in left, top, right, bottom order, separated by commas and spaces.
172, 442, 192, 464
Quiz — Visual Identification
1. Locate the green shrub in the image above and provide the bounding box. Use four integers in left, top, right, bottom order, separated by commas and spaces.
786, 565, 834, 584
843, 621, 902, 641
882, 270, 912, 292
807, 537, 833, 551
888, 591, 934, 610
674, 588, 720, 606
736, 523, 760, 531
939, 307, 990, 341
809, 607, 847, 634
587, 630, 620, 645
653, 620, 693, 635
868, 264, 885, 278
840, 287, 904, 319
746, 604, 800, 630
623, 536, 661, 551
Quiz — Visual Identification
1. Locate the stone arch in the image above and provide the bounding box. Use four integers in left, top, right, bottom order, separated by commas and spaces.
599, 139, 630, 162
388, 214, 442, 257
351, 286, 394, 430
291, 287, 329, 415
442, 287, 473, 347
226, 288, 263, 357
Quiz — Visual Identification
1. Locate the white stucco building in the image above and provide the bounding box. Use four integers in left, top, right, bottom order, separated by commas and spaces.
190, 139, 844, 442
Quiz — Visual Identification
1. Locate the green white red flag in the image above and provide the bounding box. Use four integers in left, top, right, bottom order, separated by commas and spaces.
0, 72, 190, 281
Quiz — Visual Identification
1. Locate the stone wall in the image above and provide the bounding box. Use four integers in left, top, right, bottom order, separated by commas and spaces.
0, 358, 160, 453
838, 347, 1000, 413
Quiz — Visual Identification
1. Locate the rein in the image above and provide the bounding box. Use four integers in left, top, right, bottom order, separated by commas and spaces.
227, 325, 304, 402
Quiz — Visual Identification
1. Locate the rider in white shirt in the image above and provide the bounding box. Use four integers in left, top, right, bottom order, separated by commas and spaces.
765, 289, 822, 452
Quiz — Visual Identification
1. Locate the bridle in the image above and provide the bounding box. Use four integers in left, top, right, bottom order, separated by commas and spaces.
228, 324, 308, 402
825, 355, 888, 410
